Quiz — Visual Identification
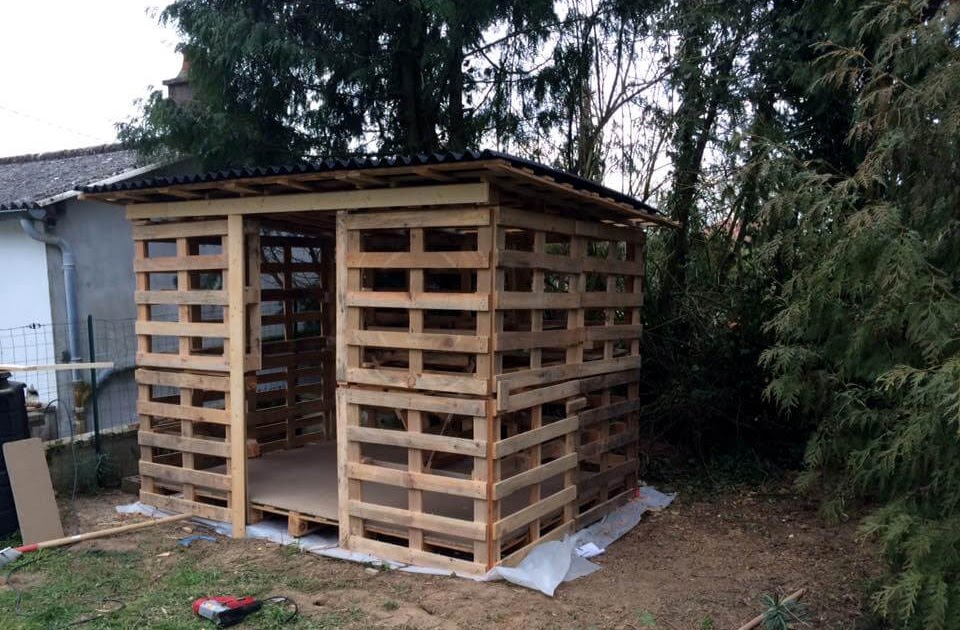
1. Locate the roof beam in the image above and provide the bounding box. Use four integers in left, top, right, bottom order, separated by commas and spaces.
126, 182, 491, 220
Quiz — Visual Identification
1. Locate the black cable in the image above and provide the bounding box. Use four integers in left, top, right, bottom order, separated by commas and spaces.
263, 595, 299, 624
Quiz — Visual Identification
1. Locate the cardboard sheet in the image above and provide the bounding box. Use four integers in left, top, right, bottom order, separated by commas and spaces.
3, 437, 63, 544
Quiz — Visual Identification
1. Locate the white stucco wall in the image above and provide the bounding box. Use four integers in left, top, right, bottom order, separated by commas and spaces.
0, 219, 57, 400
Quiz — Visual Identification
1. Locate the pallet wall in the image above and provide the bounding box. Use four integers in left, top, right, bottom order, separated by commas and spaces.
491, 206, 644, 564
335, 202, 645, 572
335, 207, 495, 574
133, 218, 260, 524
252, 231, 336, 451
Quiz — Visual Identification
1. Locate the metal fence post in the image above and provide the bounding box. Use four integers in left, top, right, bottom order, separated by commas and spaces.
87, 315, 101, 454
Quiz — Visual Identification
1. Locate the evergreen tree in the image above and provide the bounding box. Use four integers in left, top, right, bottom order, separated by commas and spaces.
119, 0, 555, 167
762, 2, 960, 626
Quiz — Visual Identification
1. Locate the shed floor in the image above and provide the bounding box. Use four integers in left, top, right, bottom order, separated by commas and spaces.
244, 442, 478, 524
242, 441, 558, 526
246, 442, 340, 522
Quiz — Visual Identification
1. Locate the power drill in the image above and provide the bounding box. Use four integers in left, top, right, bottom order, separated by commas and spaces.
193, 595, 263, 627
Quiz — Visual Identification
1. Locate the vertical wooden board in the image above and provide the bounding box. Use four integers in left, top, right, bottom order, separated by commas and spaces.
335, 212, 349, 383
3, 438, 64, 545
227, 214, 248, 537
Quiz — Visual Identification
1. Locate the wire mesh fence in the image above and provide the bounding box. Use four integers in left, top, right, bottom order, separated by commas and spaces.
0, 317, 137, 441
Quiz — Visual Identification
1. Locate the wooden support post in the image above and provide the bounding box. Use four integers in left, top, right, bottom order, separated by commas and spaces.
227, 214, 248, 538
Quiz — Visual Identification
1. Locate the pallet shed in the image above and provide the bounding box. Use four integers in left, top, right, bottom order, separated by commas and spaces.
81, 150, 673, 575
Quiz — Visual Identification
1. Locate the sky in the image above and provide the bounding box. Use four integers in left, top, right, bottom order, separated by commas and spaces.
0, 1, 181, 158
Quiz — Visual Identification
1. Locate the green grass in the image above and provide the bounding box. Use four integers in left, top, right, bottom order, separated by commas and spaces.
0, 547, 365, 629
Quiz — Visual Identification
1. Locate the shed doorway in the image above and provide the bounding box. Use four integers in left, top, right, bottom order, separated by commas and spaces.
244, 217, 339, 532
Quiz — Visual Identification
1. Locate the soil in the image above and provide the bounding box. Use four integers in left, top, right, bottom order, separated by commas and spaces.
44, 484, 880, 630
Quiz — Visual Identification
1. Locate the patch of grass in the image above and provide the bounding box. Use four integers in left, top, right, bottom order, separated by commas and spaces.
636, 610, 658, 628
382, 599, 400, 611
0, 546, 363, 629
700, 614, 715, 629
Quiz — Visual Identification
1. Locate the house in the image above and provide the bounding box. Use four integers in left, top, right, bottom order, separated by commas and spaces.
0, 144, 177, 437
80, 149, 674, 574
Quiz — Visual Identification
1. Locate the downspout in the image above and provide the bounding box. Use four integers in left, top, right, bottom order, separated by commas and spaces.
19, 217, 83, 382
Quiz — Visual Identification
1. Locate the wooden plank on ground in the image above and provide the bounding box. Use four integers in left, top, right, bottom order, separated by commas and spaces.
3, 438, 64, 545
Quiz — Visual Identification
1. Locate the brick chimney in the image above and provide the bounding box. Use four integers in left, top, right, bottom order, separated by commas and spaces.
163, 55, 193, 105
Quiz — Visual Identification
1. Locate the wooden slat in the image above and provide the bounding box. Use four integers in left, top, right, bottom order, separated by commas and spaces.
498, 206, 648, 242
127, 183, 491, 220
578, 399, 642, 428
585, 324, 644, 342
344, 207, 492, 230
580, 292, 644, 308
226, 214, 249, 537
346, 425, 486, 457
578, 459, 636, 495
348, 462, 486, 499
137, 352, 229, 372
135, 368, 230, 392
348, 500, 485, 541
497, 292, 579, 310
497, 355, 642, 392
133, 254, 227, 272
137, 400, 230, 425
346, 251, 489, 269
136, 290, 229, 305
581, 256, 643, 275
136, 320, 228, 338
578, 430, 636, 459
494, 486, 577, 537
347, 367, 488, 396
494, 329, 582, 352
498, 250, 580, 274
346, 291, 489, 311
494, 416, 579, 458
500, 379, 581, 412
140, 491, 230, 522
576, 487, 635, 529
138, 431, 230, 458
493, 453, 578, 500
347, 330, 488, 353
343, 387, 486, 417
140, 461, 231, 491
346, 536, 485, 576
133, 220, 228, 240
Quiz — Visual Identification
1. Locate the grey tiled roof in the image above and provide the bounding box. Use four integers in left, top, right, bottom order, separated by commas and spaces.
0, 144, 142, 211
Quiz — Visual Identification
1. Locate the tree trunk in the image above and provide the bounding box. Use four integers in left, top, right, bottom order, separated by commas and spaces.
447, 15, 466, 151
658, 22, 745, 318
396, 3, 437, 153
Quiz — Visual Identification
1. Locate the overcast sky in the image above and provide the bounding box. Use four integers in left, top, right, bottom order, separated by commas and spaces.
0, 1, 181, 158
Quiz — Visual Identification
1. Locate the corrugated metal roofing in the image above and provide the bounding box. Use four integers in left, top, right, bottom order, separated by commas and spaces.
0, 145, 145, 212
80, 149, 660, 216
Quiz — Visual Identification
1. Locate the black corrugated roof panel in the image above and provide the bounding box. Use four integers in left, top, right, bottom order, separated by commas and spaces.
80, 149, 660, 216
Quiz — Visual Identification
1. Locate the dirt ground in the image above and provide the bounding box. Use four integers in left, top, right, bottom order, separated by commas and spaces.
41, 483, 880, 630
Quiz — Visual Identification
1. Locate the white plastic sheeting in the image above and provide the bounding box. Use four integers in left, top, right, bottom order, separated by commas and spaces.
117, 485, 675, 596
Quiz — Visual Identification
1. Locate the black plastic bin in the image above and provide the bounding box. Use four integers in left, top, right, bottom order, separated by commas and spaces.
0, 372, 29, 538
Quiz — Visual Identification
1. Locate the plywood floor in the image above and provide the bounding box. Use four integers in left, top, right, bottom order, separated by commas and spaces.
246, 442, 340, 520
245, 442, 476, 523
244, 441, 557, 525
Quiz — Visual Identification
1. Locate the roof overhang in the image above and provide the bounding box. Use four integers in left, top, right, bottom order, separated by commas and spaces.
80, 151, 678, 229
